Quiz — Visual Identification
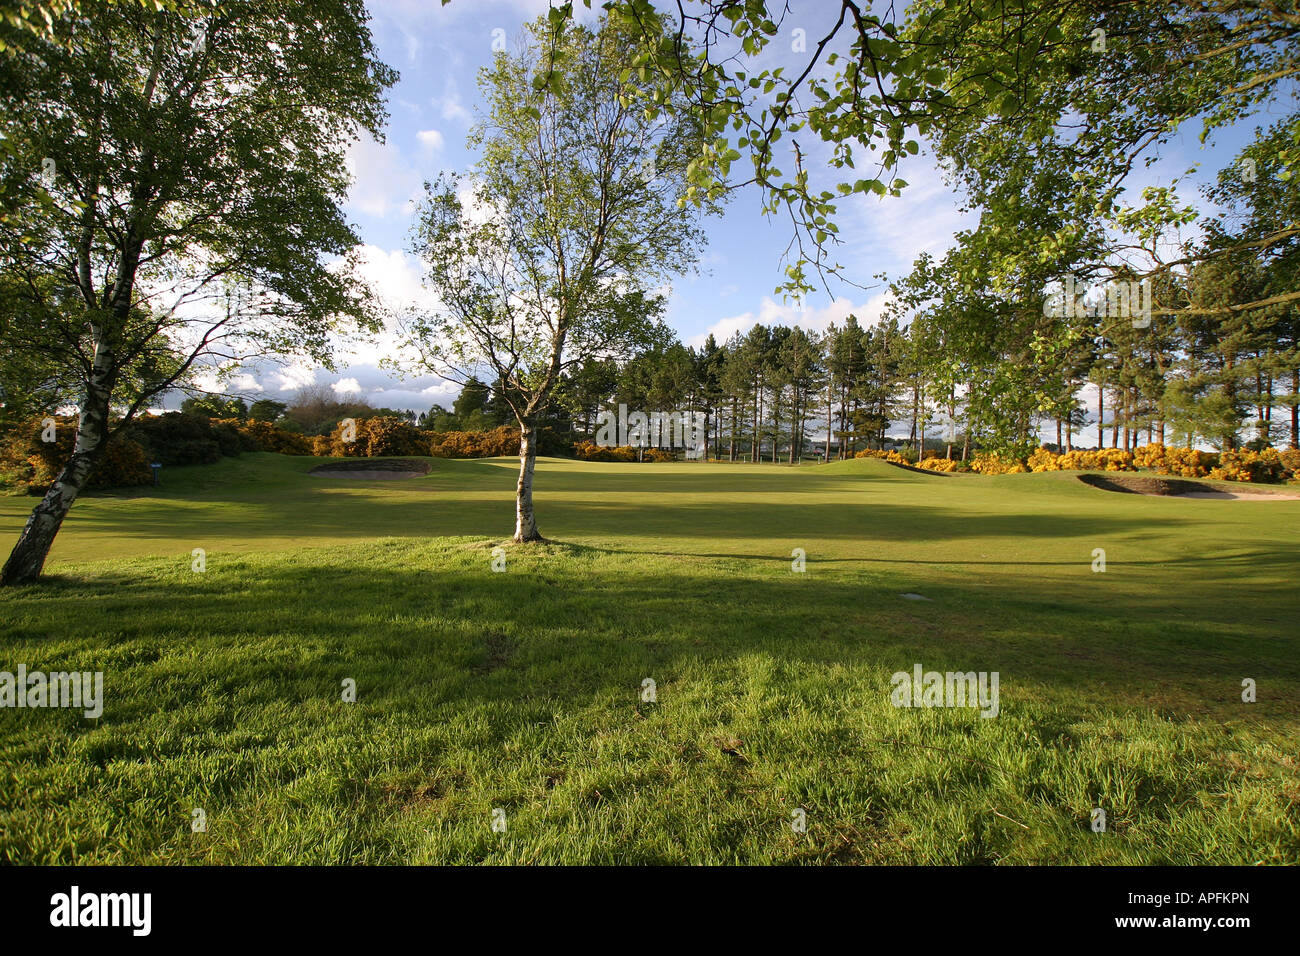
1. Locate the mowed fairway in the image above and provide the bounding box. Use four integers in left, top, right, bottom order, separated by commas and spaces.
1, 454, 1298, 864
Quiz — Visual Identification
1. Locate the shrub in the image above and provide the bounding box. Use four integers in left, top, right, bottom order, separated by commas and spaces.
127, 412, 231, 466
210, 419, 245, 458
969, 453, 1024, 474
1028, 447, 1062, 472
855, 448, 909, 464
211, 419, 315, 456
362, 417, 427, 457
1027, 447, 1136, 473
1132, 443, 1217, 478
915, 456, 965, 472
429, 425, 570, 459
1279, 447, 1300, 480
429, 425, 518, 458
1209, 448, 1287, 483
326, 416, 427, 458
0, 415, 152, 492
572, 440, 638, 462
853, 448, 968, 472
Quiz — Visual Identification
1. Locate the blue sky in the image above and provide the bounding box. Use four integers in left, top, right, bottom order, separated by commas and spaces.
206, 0, 1274, 432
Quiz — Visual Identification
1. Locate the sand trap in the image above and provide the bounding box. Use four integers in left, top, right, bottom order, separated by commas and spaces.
1078, 473, 1300, 500
308, 458, 431, 480
1176, 490, 1300, 501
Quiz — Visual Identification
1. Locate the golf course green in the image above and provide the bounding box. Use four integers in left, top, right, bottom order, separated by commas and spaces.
1, 454, 1297, 863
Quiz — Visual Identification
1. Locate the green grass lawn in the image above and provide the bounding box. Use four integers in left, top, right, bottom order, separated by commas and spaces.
1, 453, 1297, 864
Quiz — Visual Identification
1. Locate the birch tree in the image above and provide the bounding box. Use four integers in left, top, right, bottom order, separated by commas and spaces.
0, 0, 395, 585
403, 13, 717, 543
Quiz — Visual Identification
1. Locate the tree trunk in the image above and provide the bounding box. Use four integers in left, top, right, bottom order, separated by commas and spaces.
729, 395, 737, 461
909, 382, 918, 456
838, 384, 847, 459
824, 380, 832, 462
768, 390, 775, 463
788, 390, 797, 465
1292, 369, 1299, 449
1097, 387, 1104, 449
3, 312, 122, 585
1110, 387, 1119, 448
513, 421, 542, 543
1122, 387, 1130, 451
2, 387, 112, 586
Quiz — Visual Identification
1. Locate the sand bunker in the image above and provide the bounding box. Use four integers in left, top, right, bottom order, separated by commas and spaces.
1077, 473, 1300, 500
308, 458, 431, 480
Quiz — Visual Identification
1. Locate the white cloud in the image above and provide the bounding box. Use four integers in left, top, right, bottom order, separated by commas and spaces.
838, 153, 972, 278
416, 129, 445, 152
687, 293, 891, 347
434, 91, 472, 125
403, 31, 420, 64
275, 363, 318, 393
343, 135, 424, 219
421, 381, 460, 404
331, 377, 363, 395
188, 369, 264, 396
350, 244, 439, 314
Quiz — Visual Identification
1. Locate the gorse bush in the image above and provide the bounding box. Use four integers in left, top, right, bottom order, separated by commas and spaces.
1209, 448, 1288, 483
1025, 444, 1294, 482
853, 448, 971, 472
970, 453, 1028, 474
211, 419, 314, 456
1132, 443, 1217, 477
0, 415, 152, 492
854, 448, 970, 471
854, 448, 909, 464
327, 416, 428, 458
1280, 448, 1300, 476
1028, 447, 1136, 473
853, 442, 1298, 482
914, 456, 964, 472
429, 426, 569, 459
127, 412, 241, 466
429, 425, 521, 459
573, 441, 638, 462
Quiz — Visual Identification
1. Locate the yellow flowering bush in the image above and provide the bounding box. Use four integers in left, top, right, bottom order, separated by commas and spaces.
1209, 448, 1286, 483
573, 440, 638, 462
211, 418, 315, 455
1281, 448, 1300, 480
1028, 448, 1062, 471
855, 448, 909, 464
1132, 443, 1164, 469
1027, 448, 1136, 472
854, 448, 969, 471
915, 456, 964, 472
855, 440, 1297, 482
969, 453, 1025, 474
1133, 443, 1217, 478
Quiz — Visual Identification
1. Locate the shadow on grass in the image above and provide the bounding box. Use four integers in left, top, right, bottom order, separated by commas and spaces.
45, 492, 1227, 552
7, 540, 1298, 729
